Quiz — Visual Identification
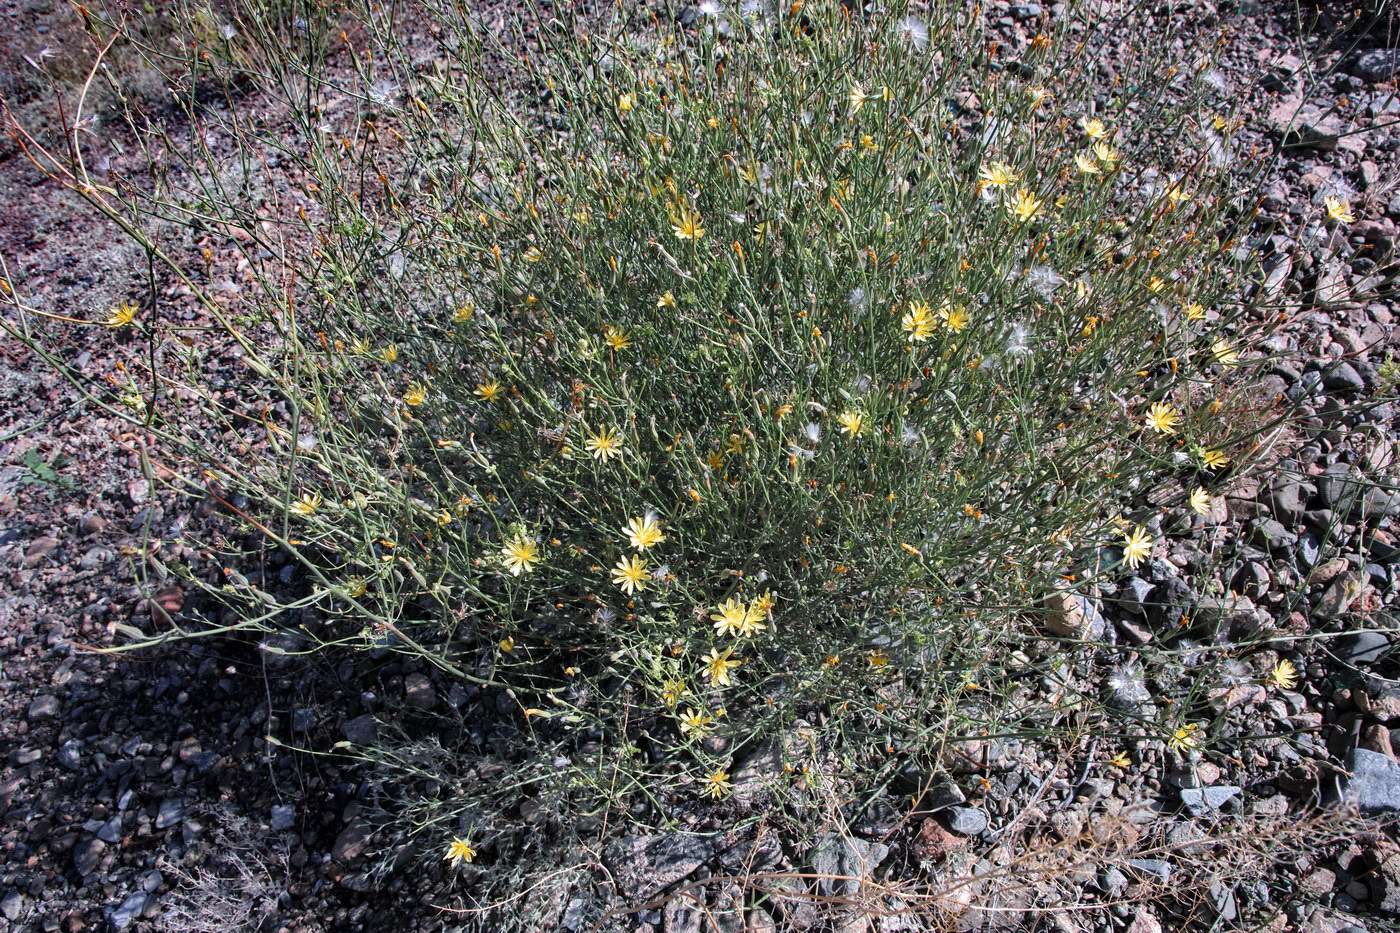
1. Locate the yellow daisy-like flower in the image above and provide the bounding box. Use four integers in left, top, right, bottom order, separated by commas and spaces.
1121, 525, 1154, 569
1080, 116, 1108, 140
701, 767, 732, 799
381, 344, 399, 364
522, 246, 543, 263
444, 837, 477, 866
848, 82, 868, 116
1109, 751, 1131, 769
1269, 658, 1299, 690
1147, 276, 1167, 294
939, 301, 970, 333
701, 647, 741, 687
979, 160, 1019, 189
623, 513, 665, 551
105, 301, 138, 328
586, 426, 624, 461
1145, 402, 1181, 435
1166, 722, 1201, 755
902, 300, 937, 343
679, 708, 714, 738
604, 325, 631, 351
1007, 188, 1043, 222
1212, 339, 1239, 366
612, 554, 648, 595
867, 649, 891, 667
1188, 487, 1212, 516
289, 492, 322, 516
657, 290, 676, 309
671, 207, 705, 241
501, 536, 540, 576
475, 380, 504, 402
1074, 151, 1100, 175
1182, 302, 1206, 322
403, 382, 427, 407
838, 409, 866, 438
711, 597, 750, 638
1324, 195, 1355, 224
1093, 142, 1120, 167
1199, 447, 1230, 470
661, 678, 687, 706
452, 303, 475, 323
617, 92, 634, 114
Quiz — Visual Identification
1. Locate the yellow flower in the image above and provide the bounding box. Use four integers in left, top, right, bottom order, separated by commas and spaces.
289, 492, 322, 516
1109, 751, 1131, 769
381, 344, 399, 364
617, 92, 634, 114
1145, 402, 1180, 435
671, 207, 705, 241
1166, 722, 1201, 755
1121, 525, 1153, 569
751, 590, 776, 618
1093, 142, 1120, 167
1164, 184, 1191, 208
1074, 151, 1100, 175
679, 708, 714, 738
475, 380, 504, 402
657, 290, 676, 309
586, 426, 624, 461
1182, 302, 1206, 321
612, 554, 648, 594
501, 536, 540, 576
867, 649, 891, 667
701, 647, 741, 686
453, 303, 475, 323
978, 161, 1019, 189
848, 82, 867, 116
444, 837, 477, 865
604, 325, 631, 351
522, 246, 543, 263
859, 134, 879, 154
710, 597, 750, 638
902, 300, 937, 343
624, 513, 665, 551
775, 403, 793, 420
701, 767, 732, 799
838, 409, 866, 438
939, 301, 969, 333
1198, 447, 1230, 470
1212, 339, 1239, 366
1007, 188, 1043, 222
437, 508, 454, 526
1188, 487, 1212, 516
1147, 276, 1167, 294
1080, 116, 1108, 140
1269, 658, 1299, 690
105, 301, 138, 328
499, 636, 514, 653
1324, 195, 1355, 224
403, 382, 427, 407
661, 678, 687, 706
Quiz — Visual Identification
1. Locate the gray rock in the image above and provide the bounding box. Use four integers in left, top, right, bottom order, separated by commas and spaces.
926, 778, 965, 811
810, 833, 889, 897
1323, 362, 1366, 393
1338, 631, 1390, 665
1, 891, 22, 921
1042, 591, 1105, 639
1270, 478, 1311, 525
1179, 785, 1241, 817
26, 695, 60, 722
1120, 577, 1155, 615
606, 833, 723, 900
271, 804, 296, 832
342, 714, 378, 745
1098, 866, 1128, 896
1316, 573, 1362, 620
1128, 858, 1172, 882
1350, 49, 1400, 83
946, 806, 988, 835
56, 739, 82, 771
1340, 749, 1400, 814
1008, 2, 1041, 18
108, 891, 150, 931
96, 815, 122, 844
1319, 463, 1365, 509
332, 820, 373, 862
403, 673, 435, 709
155, 798, 185, 830
74, 837, 105, 876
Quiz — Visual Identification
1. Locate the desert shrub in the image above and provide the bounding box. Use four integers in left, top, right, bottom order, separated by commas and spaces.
5, 0, 1297, 906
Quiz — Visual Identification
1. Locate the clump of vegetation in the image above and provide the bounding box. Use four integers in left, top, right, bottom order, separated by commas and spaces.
5, 0, 1312, 920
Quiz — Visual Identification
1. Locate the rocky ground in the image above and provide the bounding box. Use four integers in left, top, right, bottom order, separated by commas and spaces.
2, 0, 1400, 930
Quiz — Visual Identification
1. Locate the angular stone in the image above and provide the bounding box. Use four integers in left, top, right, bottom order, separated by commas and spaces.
1042, 591, 1105, 639
605, 833, 723, 900
945, 806, 988, 835
1179, 785, 1241, 817
1340, 749, 1400, 814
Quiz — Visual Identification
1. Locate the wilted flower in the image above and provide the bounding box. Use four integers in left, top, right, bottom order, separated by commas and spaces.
896, 15, 929, 50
